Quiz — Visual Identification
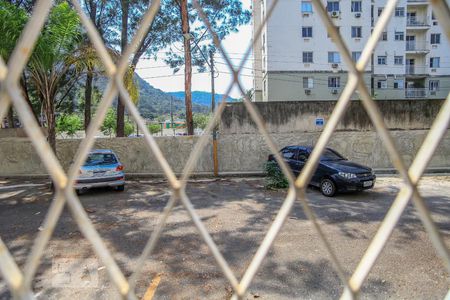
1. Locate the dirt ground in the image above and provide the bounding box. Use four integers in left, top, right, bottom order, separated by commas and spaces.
0, 176, 450, 299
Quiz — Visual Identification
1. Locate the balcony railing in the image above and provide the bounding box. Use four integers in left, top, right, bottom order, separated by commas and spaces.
405, 65, 427, 75
406, 41, 428, 52
405, 88, 427, 98
407, 17, 429, 27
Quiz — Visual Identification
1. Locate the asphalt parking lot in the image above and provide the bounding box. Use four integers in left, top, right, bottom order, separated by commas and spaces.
0, 176, 449, 299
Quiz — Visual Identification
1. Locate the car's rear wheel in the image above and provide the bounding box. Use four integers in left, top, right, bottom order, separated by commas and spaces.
320, 179, 336, 197
115, 185, 125, 192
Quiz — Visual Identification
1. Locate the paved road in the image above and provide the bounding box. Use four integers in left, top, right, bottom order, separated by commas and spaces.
0, 176, 449, 299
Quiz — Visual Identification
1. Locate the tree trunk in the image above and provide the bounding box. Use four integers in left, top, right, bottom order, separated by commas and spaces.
20, 72, 38, 124
44, 98, 56, 153
7, 107, 15, 128
116, 0, 129, 137
181, 0, 193, 135
84, 68, 93, 131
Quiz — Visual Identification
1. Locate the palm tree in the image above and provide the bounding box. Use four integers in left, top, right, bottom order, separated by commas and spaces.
28, 2, 83, 151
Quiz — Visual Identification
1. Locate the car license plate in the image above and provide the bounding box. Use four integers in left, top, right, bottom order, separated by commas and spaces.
363, 180, 373, 187
93, 171, 105, 177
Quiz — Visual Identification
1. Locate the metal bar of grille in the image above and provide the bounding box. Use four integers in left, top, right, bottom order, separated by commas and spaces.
0, 0, 449, 298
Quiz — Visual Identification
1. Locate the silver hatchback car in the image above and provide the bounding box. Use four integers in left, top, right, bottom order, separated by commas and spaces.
74, 149, 125, 193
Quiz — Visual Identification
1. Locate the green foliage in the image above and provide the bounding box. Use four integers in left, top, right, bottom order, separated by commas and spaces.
148, 123, 161, 134
101, 108, 116, 137
0, 1, 28, 61
124, 121, 134, 136
193, 113, 211, 130
265, 161, 288, 189
56, 114, 82, 136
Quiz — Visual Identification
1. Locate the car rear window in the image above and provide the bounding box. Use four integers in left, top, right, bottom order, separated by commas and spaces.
84, 153, 117, 166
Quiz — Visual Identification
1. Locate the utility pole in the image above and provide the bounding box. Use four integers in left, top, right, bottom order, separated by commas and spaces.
181, 0, 193, 135
210, 51, 218, 176
170, 96, 175, 136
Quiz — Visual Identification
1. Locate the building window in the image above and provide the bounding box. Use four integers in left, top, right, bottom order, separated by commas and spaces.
432, 12, 436, 20
352, 51, 361, 62
378, 7, 384, 16
328, 77, 340, 88
429, 80, 440, 91
377, 80, 387, 89
302, 26, 313, 37
351, 1, 362, 12
394, 56, 403, 65
351, 26, 362, 38
381, 31, 388, 41
303, 51, 313, 63
394, 79, 404, 89
431, 33, 441, 44
395, 7, 405, 17
327, 1, 340, 12
303, 77, 314, 88
328, 52, 341, 63
430, 57, 440, 68
301, 1, 313, 13
377, 56, 387, 65
394, 31, 404, 41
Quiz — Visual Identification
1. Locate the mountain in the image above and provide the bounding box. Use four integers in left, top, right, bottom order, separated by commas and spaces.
168, 91, 238, 107
93, 74, 209, 119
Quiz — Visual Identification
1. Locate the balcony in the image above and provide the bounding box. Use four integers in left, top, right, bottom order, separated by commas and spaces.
407, 0, 429, 5
407, 17, 430, 28
406, 41, 429, 53
405, 88, 427, 98
405, 65, 427, 75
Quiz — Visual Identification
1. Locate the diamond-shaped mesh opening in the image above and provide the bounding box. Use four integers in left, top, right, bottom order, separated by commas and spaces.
1, 0, 450, 299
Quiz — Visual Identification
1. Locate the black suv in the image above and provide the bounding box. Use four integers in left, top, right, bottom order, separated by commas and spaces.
268, 146, 376, 196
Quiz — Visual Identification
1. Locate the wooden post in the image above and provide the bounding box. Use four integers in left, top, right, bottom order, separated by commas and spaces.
181, 0, 193, 135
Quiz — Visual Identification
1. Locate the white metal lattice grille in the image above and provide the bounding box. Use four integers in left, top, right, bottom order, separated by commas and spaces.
0, 0, 450, 299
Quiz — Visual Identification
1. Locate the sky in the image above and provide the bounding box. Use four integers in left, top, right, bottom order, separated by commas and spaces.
135, 0, 253, 99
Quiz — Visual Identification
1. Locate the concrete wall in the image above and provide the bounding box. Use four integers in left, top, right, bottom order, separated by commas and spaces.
1, 129, 449, 177
0, 137, 213, 176
222, 100, 446, 134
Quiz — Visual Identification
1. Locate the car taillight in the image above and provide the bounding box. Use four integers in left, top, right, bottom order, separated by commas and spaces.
116, 165, 124, 171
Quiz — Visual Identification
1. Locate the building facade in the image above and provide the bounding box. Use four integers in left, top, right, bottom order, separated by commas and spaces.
252, 0, 450, 101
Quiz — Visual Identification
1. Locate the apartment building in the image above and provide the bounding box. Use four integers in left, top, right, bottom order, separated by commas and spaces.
252, 0, 450, 101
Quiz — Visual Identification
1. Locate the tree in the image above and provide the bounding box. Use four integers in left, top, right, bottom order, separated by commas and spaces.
101, 107, 116, 137
193, 113, 210, 130
81, 0, 117, 131
0, 1, 38, 125
27, 2, 83, 151
56, 113, 82, 137
162, 0, 251, 135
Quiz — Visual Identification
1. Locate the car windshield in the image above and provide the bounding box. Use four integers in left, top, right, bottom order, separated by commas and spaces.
84, 153, 117, 166
320, 149, 346, 161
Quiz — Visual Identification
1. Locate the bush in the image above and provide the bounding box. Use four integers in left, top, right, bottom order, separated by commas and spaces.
148, 123, 161, 134
265, 160, 288, 189
56, 114, 82, 137
101, 108, 116, 137
124, 121, 134, 136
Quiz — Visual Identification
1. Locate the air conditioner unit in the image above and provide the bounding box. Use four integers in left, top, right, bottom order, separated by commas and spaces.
355, 13, 361, 18
432, 44, 438, 48
331, 89, 339, 94
330, 11, 340, 18
331, 63, 339, 68
431, 68, 437, 72
430, 91, 437, 96
305, 89, 311, 95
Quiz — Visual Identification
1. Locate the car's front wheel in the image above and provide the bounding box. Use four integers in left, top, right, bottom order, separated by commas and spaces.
320, 179, 336, 197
